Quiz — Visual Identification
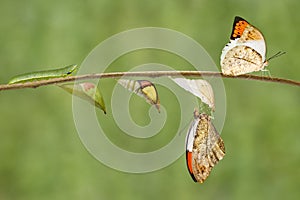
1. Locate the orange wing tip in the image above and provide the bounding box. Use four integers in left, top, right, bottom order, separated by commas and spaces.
230, 16, 249, 40
186, 151, 198, 182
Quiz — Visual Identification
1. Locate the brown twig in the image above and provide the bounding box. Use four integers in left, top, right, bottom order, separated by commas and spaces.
0, 71, 299, 91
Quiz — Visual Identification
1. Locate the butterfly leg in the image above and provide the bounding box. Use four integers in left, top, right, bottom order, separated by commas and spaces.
261, 69, 271, 77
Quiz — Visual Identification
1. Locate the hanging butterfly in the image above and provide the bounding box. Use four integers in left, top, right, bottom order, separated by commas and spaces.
220, 16, 285, 76
186, 110, 225, 183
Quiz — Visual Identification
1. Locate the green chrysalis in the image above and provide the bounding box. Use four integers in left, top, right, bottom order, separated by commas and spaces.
8, 64, 78, 84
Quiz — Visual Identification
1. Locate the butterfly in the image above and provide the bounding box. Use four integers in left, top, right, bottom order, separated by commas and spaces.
186, 110, 225, 183
220, 16, 284, 76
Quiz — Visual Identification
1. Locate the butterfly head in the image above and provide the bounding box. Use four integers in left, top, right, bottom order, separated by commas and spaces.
263, 51, 286, 70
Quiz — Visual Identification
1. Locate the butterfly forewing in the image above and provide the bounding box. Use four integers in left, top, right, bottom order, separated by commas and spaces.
230, 16, 249, 40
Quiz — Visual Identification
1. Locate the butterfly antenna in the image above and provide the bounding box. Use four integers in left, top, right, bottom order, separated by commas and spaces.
267, 51, 286, 61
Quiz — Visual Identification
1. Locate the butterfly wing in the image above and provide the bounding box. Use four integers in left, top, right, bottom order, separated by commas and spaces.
186, 115, 201, 182
190, 114, 211, 183
206, 119, 225, 167
221, 45, 266, 76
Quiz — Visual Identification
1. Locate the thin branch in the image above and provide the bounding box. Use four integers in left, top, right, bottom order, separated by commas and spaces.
0, 71, 299, 91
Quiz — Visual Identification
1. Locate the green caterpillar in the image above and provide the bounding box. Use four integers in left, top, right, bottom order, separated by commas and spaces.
8, 64, 78, 84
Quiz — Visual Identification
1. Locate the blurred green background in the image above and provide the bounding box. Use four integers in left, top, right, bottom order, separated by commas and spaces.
0, 0, 300, 199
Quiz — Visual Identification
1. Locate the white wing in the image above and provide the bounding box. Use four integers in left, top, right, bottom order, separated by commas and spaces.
185, 117, 200, 152
171, 78, 215, 110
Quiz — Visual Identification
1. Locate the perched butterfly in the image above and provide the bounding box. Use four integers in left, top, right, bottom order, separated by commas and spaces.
221, 16, 284, 76
118, 79, 160, 112
186, 110, 225, 183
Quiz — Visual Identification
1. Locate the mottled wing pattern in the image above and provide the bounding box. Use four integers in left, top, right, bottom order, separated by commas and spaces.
186, 113, 225, 183
221, 45, 265, 76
